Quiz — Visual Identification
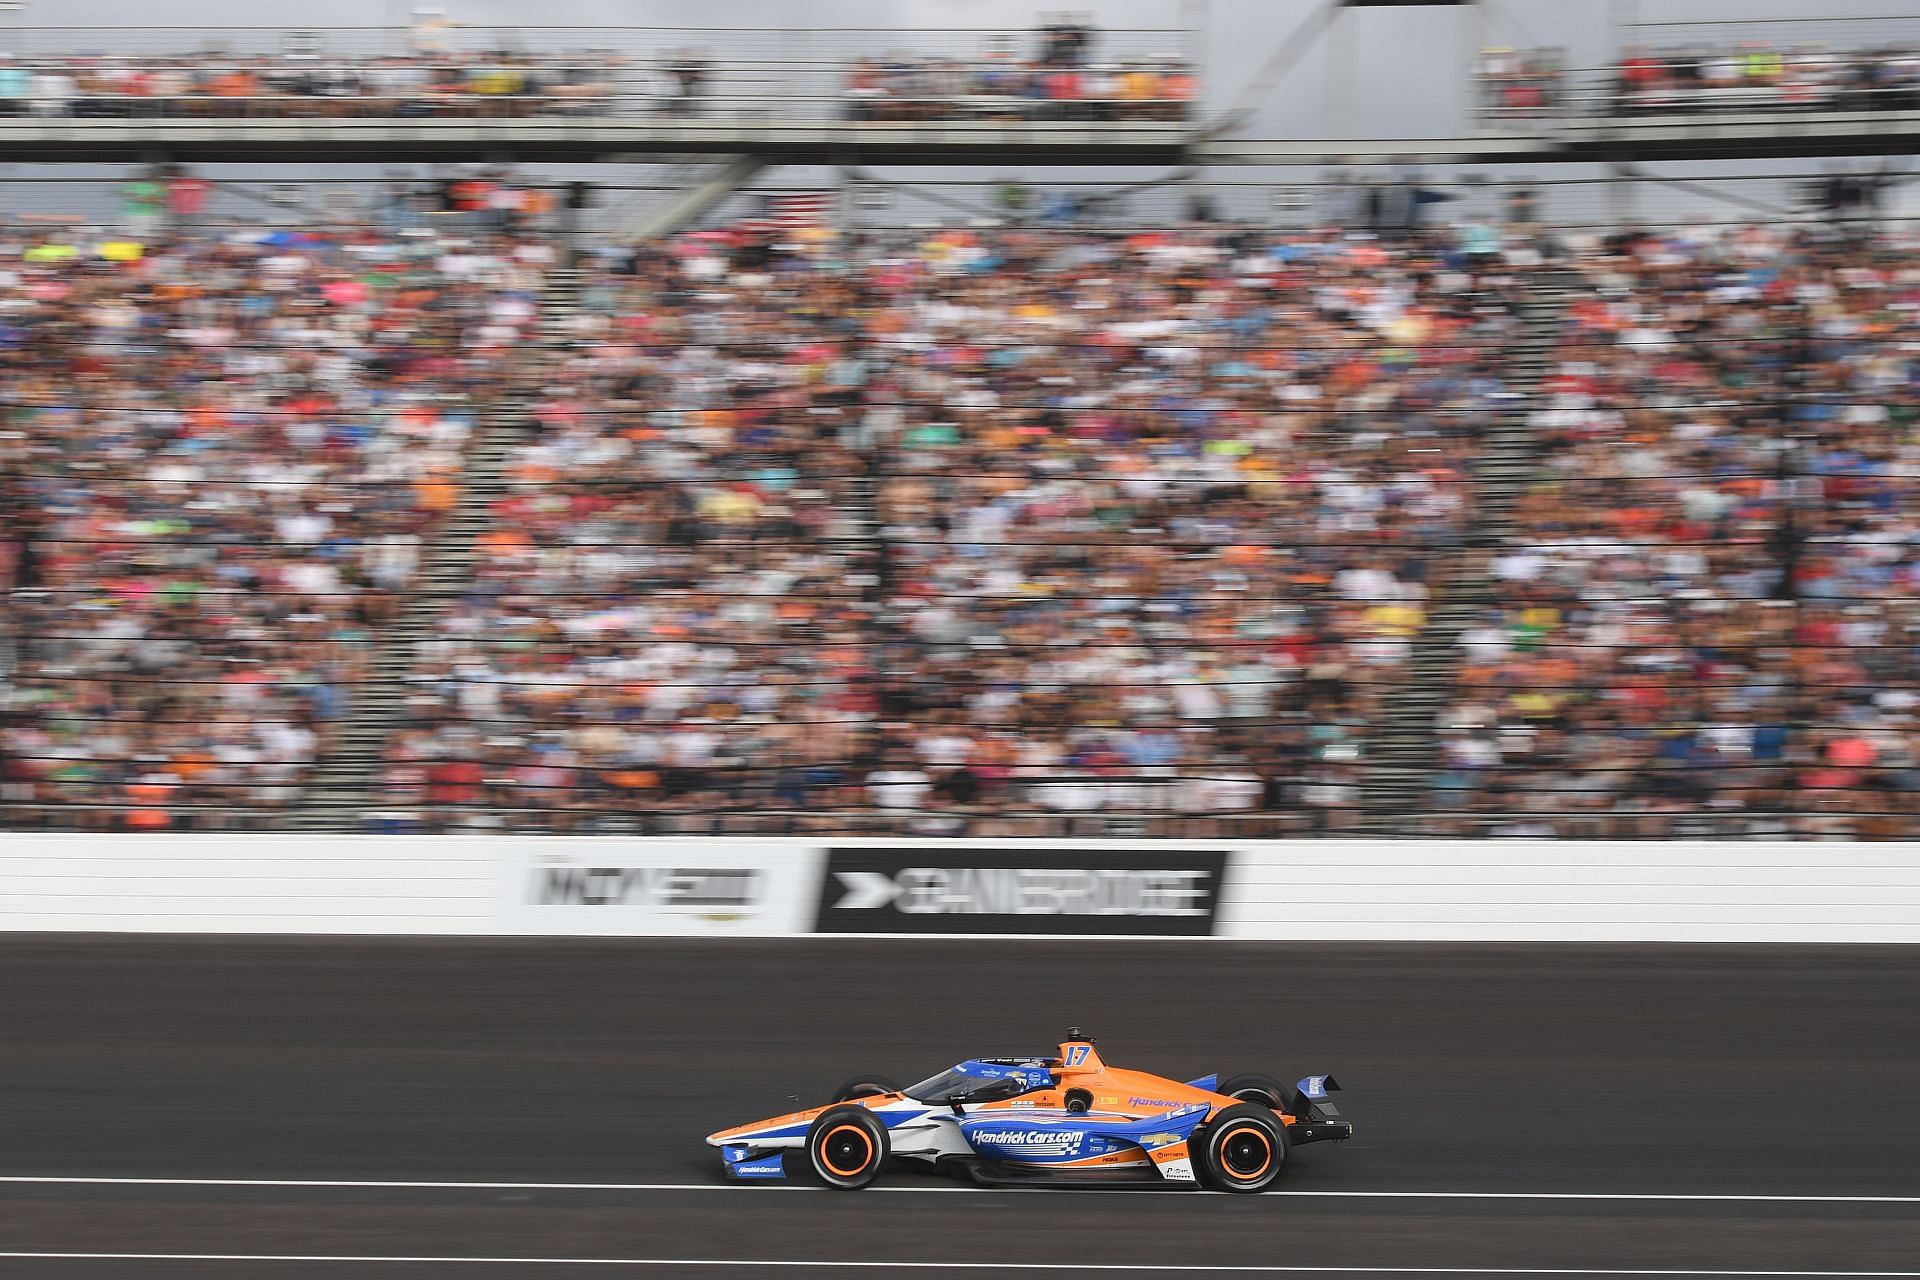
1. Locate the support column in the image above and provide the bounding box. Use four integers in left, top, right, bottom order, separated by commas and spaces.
623, 155, 768, 240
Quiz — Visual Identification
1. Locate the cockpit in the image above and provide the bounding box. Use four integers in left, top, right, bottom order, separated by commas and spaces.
903, 1058, 1054, 1104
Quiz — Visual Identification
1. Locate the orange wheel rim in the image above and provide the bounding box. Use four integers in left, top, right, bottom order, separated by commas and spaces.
1218, 1125, 1272, 1180
820, 1125, 874, 1177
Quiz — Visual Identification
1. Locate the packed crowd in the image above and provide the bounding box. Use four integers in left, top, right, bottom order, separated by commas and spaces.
1478, 43, 1920, 121
1431, 224, 1920, 839
0, 225, 551, 826
12, 212, 1916, 838
379, 234, 878, 832
1476, 47, 1564, 122
0, 28, 1198, 125
0, 50, 632, 118
380, 225, 1523, 833
842, 21, 1193, 122
1611, 44, 1920, 115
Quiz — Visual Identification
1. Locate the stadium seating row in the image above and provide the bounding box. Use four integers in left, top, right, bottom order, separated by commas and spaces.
3, 220, 1913, 837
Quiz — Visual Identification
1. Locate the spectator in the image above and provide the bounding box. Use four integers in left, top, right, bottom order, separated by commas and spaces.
0, 222, 549, 830
1431, 223, 1920, 839
382, 223, 1521, 835
842, 22, 1184, 122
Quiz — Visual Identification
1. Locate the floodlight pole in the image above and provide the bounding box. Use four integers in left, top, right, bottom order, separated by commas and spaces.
1207, 0, 1481, 141
1204, 0, 1346, 140
1329, 4, 1354, 138
1609, 0, 1638, 60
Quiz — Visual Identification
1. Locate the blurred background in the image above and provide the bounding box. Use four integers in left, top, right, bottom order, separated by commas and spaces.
2, 7, 1920, 1278
2, 0, 1920, 843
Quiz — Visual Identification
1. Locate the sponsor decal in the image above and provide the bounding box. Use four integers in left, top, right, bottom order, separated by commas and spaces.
531, 866, 760, 911
727, 1157, 788, 1180
497, 842, 820, 936
971, 1128, 1086, 1156
1129, 1097, 1184, 1109
815, 849, 1228, 936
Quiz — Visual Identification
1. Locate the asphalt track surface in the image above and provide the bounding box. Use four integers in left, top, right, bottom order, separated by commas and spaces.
1, 938, 1917, 1279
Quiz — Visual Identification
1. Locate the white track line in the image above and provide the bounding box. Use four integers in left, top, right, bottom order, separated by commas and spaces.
1, 1177, 1917, 1204
3, 1255, 1920, 1274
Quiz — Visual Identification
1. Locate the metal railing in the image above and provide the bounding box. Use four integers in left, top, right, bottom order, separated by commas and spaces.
0, 70, 1195, 124
0, 25, 1196, 125
0, 22, 1186, 60
1475, 45, 1920, 128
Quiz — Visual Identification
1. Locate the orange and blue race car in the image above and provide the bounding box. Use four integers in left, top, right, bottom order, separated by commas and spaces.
706, 1029, 1349, 1192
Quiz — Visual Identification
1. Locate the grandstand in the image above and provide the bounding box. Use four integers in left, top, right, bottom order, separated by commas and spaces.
2, 14, 1919, 840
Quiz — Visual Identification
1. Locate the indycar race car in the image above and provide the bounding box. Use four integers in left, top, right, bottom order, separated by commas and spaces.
706, 1029, 1349, 1192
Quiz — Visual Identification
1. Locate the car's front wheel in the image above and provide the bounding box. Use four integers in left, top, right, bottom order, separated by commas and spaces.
1195, 1103, 1288, 1193
829, 1074, 902, 1102
806, 1104, 890, 1189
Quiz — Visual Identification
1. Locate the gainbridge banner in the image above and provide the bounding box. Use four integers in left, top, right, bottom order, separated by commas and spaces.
812, 846, 1230, 936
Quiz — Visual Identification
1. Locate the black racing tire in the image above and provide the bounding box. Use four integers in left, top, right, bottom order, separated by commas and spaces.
830, 1074, 902, 1103
1195, 1103, 1288, 1193
806, 1104, 890, 1189
1218, 1072, 1292, 1113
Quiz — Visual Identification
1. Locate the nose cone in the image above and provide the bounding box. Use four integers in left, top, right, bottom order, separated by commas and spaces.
706, 1106, 821, 1146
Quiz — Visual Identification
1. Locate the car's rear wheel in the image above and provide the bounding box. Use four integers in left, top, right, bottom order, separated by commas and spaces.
830, 1074, 902, 1103
806, 1104, 890, 1189
1196, 1103, 1287, 1193
1218, 1072, 1291, 1113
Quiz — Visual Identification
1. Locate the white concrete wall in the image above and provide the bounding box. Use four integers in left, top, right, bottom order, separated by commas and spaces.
1, 835, 1915, 941
0, 834, 494, 934
1219, 840, 1920, 942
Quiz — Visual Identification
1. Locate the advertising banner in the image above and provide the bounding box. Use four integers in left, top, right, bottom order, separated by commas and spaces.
814, 847, 1228, 936
498, 841, 823, 936
6, 835, 1910, 942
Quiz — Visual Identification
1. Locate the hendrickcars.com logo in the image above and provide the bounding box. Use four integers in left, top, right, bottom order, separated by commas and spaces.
814, 849, 1228, 936
970, 1129, 1087, 1155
